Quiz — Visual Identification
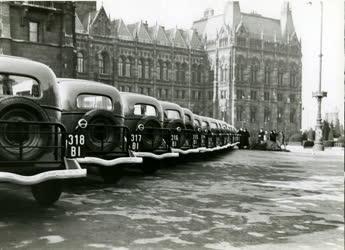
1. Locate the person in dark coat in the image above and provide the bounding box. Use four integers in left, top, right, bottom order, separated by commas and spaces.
243, 128, 250, 149
258, 128, 265, 143
238, 128, 244, 149
270, 130, 276, 142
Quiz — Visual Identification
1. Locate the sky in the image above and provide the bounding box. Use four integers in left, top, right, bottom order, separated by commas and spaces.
98, 0, 344, 129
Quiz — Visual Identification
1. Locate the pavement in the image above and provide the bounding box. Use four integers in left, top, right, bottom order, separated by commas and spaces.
0, 149, 343, 250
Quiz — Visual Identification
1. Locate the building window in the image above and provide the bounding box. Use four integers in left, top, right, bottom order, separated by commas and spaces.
264, 92, 270, 101
192, 64, 197, 83
197, 65, 202, 83
290, 108, 295, 123
277, 93, 283, 102
181, 90, 185, 99
237, 89, 244, 100
181, 63, 187, 83
236, 107, 244, 121
264, 108, 270, 122
157, 61, 163, 80
237, 37, 246, 47
221, 90, 227, 99
175, 63, 180, 82
264, 66, 271, 85
208, 91, 213, 100
250, 90, 257, 100
144, 60, 151, 79
118, 57, 124, 77
163, 62, 169, 81
278, 71, 284, 85
157, 88, 162, 98
289, 94, 296, 103
250, 65, 258, 84
250, 108, 256, 123
175, 89, 179, 99
235, 64, 245, 82
77, 51, 84, 73
138, 59, 143, 78
98, 52, 109, 74
277, 108, 283, 123
29, 21, 39, 42
220, 67, 224, 81
125, 58, 132, 77
290, 71, 297, 86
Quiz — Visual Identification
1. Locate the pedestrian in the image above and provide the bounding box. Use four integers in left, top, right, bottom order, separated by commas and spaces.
238, 128, 244, 149
270, 130, 276, 142
281, 131, 286, 150
244, 128, 250, 149
258, 128, 265, 143
264, 131, 268, 142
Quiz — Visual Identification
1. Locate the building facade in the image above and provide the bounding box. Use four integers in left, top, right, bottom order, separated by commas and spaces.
0, 1, 76, 77
0, 1, 302, 137
74, 2, 211, 116
193, 1, 302, 137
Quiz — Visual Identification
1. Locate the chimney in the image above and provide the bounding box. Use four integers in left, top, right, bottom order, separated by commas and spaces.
224, 1, 241, 28
204, 8, 214, 19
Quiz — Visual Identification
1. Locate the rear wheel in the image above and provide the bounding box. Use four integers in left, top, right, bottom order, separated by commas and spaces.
141, 158, 160, 174
31, 180, 62, 206
99, 167, 123, 183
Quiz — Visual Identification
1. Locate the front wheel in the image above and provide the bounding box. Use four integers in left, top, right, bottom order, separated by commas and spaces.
31, 180, 62, 206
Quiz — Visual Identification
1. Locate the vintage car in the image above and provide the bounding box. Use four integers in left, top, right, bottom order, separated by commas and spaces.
199, 116, 214, 149
193, 114, 207, 149
57, 79, 142, 181
120, 92, 178, 173
0, 56, 86, 206
159, 101, 188, 150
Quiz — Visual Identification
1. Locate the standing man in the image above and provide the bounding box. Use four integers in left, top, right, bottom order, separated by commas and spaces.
244, 128, 250, 149
258, 128, 265, 144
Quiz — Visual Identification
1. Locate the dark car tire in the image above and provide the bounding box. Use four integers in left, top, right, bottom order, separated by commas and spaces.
31, 180, 62, 206
99, 167, 123, 183
0, 97, 51, 161
141, 158, 160, 174
81, 110, 122, 153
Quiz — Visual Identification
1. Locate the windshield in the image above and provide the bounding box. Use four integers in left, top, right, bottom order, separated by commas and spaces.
133, 104, 157, 117
165, 109, 181, 120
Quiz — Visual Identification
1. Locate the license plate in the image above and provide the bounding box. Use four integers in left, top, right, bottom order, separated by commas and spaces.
130, 134, 142, 151
192, 134, 199, 146
171, 134, 179, 148
66, 133, 85, 158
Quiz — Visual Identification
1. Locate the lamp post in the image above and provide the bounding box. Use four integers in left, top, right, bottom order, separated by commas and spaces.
312, 1, 327, 151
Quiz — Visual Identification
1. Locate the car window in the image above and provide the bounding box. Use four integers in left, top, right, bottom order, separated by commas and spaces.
0, 74, 40, 98
184, 114, 191, 122
165, 109, 181, 120
133, 104, 157, 117
194, 119, 201, 127
77, 94, 112, 110
210, 122, 218, 129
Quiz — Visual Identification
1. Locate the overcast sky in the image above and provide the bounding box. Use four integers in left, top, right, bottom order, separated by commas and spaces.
98, 0, 344, 129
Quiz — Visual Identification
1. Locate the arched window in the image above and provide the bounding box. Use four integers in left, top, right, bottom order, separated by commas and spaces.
138, 59, 143, 79
77, 51, 85, 73
235, 57, 245, 83
289, 64, 298, 87
250, 107, 256, 123
144, 60, 150, 79
290, 108, 296, 123
192, 64, 197, 83
277, 62, 285, 86
264, 108, 270, 122
181, 63, 187, 82
163, 62, 169, 81
125, 58, 131, 77
197, 65, 202, 83
250, 58, 259, 84
264, 63, 271, 85
175, 63, 180, 82
224, 66, 228, 81
236, 106, 244, 121
220, 66, 224, 81
157, 61, 163, 80
118, 57, 124, 77
98, 51, 109, 74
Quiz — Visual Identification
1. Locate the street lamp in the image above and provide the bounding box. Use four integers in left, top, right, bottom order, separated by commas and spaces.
312, 1, 327, 151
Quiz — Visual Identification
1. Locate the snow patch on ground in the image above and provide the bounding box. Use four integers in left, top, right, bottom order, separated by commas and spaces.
39, 235, 65, 244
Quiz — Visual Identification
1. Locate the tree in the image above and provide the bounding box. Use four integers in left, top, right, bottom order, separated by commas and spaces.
328, 128, 334, 141
322, 120, 330, 140
307, 128, 315, 141
333, 119, 341, 138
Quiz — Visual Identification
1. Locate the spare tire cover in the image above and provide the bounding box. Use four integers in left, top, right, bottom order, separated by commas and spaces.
136, 117, 162, 151
80, 109, 122, 153
0, 97, 51, 161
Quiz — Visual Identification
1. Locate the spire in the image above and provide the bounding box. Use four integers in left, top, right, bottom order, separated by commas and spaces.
280, 1, 295, 41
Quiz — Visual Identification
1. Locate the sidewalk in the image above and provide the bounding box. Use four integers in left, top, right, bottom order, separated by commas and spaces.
286, 145, 344, 156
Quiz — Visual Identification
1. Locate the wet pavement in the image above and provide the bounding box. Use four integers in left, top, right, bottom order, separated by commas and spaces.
0, 149, 343, 250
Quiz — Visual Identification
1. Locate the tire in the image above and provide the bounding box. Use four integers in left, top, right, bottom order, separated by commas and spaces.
0, 97, 51, 161
31, 180, 62, 206
141, 158, 160, 174
81, 110, 122, 153
99, 167, 123, 183
137, 118, 162, 151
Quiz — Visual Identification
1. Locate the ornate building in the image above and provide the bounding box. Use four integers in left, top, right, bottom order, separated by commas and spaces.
0, 1, 76, 77
74, 2, 212, 116
0, 1, 302, 136
193, 1, 302, 136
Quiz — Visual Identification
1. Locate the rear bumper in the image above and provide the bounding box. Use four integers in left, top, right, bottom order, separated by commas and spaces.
0, 158, 86, 185
132, 151, 179, 159
76, 156, 143, 166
